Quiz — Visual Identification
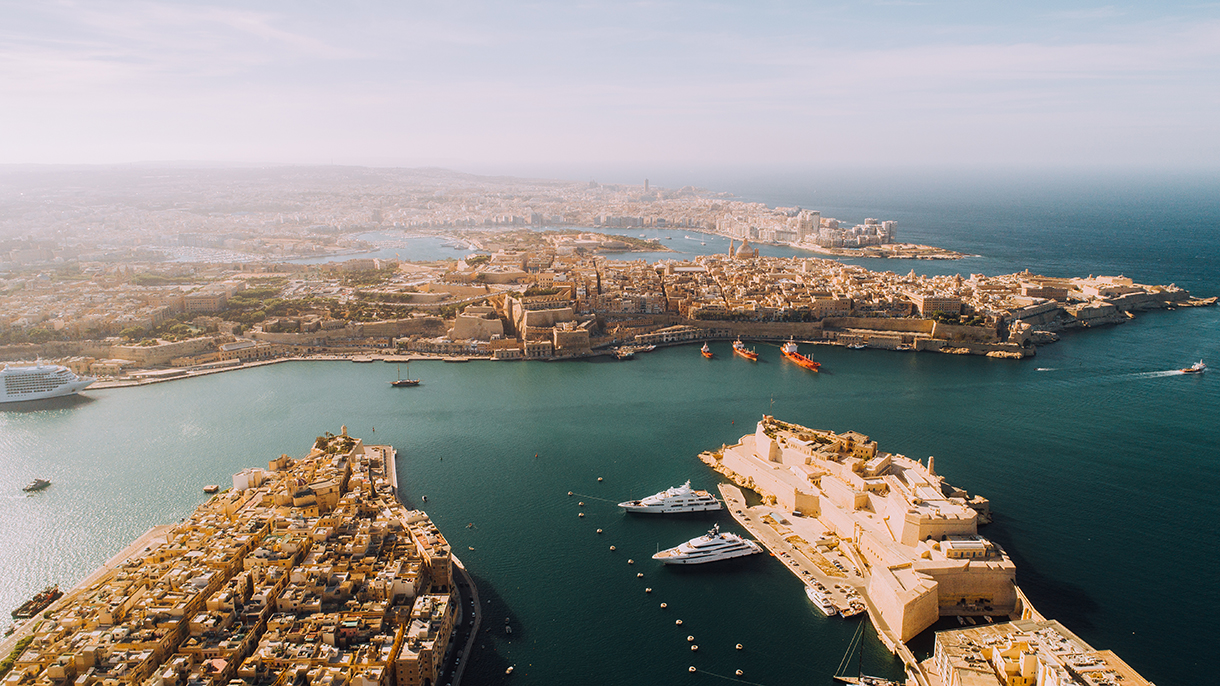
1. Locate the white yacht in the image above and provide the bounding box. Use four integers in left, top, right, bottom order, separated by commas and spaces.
1, 363, 96, 404
652, 524, 762, 565
805, 586, 838, 617
618, 480, 722, 513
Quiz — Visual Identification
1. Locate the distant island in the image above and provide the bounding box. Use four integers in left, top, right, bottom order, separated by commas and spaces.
0, 166, 1212, 378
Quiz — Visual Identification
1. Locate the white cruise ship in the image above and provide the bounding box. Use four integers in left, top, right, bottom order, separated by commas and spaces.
1, 363, 96, 404
618, 480, 722, 513
652, 524, 762, 565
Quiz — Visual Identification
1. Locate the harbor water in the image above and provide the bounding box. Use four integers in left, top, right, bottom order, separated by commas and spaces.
2, 170, 1218, 685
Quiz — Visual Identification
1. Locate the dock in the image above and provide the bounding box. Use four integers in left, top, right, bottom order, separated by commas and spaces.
718, 484, 929, 686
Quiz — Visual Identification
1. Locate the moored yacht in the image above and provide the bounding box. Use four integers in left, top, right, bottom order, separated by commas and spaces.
805, 586, 838, 617
652, 524, 762, 565
618, 480, 722, 513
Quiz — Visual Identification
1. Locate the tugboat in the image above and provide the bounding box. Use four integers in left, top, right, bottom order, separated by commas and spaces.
732, 339, 759, 361
1180, 360, 1206, 374
700, 342, 714, 359
781, 340, 820, 372
22, 478, 51, 493
390, 364, 421, 387
11, 585, 62, 620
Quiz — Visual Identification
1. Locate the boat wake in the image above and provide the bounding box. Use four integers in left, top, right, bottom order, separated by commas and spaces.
1127, 370, 1187, 379
1035, 367, 1055, 372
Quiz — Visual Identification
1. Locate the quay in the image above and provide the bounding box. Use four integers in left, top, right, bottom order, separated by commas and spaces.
705, 416, 1152, 686
1, 428, 467, 686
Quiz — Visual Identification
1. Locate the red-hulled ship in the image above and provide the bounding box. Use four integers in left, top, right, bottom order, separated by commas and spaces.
781, 340, 820, 372
700, 342, 714, 358
732, 339, 758, 361
12, 585, 61, 620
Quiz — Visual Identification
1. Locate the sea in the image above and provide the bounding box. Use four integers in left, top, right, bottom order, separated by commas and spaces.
2, 169, 1217, 685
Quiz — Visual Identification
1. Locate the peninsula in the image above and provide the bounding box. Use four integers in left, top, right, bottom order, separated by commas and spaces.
702, 415, 1152, 686
0, 429, 465, 686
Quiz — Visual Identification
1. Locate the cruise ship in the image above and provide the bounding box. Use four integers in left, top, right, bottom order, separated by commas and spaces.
618, 480, 723, 513
652, 524, 763, 565
1, 364, 96, 404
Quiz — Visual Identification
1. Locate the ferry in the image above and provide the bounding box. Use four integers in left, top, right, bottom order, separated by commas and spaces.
780, 340, 820, 372
652, 524, 762, 565
618, 480, 722, 513
1, 363, 95, 404
700, 342, 713, 358
805, 586, 838, 617
23, 478, 51, 493
1180, 360, 1206, 374
732, 339, 759, 361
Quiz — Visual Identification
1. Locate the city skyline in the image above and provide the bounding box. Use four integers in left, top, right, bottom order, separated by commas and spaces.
2, 1, 1218, 174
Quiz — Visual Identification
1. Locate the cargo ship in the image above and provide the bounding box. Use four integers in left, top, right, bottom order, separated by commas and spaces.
732, 339, 759, 361
11, 585, 61, 620
700, 342, 713, 358
781, 340, 820, 371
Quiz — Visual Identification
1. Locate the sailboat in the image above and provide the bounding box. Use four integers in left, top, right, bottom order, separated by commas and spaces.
390, 364, 421, 387
833, 621, 901, 686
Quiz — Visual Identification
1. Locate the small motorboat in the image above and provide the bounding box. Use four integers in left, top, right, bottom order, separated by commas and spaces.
1180, 360, 1206, 374
23, 478, 51, 493
700, 342, 713, 359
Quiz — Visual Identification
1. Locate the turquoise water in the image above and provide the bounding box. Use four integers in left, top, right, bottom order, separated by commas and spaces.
3, 172, 1219, 685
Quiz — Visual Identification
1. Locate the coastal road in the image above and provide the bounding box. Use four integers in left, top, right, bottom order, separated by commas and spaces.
448, 555, 481, 686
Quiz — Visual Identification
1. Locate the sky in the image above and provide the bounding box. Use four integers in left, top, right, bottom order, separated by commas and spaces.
1, 1, 1218, 174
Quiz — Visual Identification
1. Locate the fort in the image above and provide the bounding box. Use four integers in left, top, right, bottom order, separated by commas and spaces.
702, 416, 1150, 686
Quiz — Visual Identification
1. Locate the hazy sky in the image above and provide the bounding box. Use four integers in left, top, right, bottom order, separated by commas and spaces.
2, 1, 1218, 172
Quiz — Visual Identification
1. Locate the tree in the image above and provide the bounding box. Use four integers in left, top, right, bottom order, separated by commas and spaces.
119, 326, 147, 341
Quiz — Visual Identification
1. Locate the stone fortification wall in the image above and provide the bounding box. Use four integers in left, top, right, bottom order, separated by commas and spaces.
686, 320, 825, 339
822, 317, 935, 334
109, 337, 220, 366
252, 318, 444, 344
930, 322, 999, 343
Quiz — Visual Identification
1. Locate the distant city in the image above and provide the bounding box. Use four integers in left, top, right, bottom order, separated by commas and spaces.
0, 167, 1212, 379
